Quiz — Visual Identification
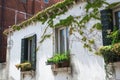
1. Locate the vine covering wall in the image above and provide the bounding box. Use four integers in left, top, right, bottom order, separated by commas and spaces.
4, 0, 120, 52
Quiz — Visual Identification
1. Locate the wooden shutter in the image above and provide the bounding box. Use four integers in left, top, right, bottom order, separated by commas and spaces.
31, 34, 36, 70
115, 11, 120, 29
55, 29, 58, 53
21, 38, 28, 63
100, 9, 113, 46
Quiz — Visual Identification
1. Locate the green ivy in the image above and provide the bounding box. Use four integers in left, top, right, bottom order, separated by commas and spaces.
89, 39, 95, 44
108, 30, 120, 44
3, 0, 75, 33
86, 0, 109, 12
4, 0, 120, 54
106, 2, 120, 9
96, 43, 120, 64
39, 0, 120, 52
54, 15, 75, 28
93, 23, 102, 30
40, 34, 51, 43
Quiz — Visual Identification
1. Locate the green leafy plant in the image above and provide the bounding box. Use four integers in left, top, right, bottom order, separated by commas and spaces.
4, 0, 120, 54
46, 52, 70, 65
96, 43, 120, 63
112, 43, 120, 55
108, 30, 120, 44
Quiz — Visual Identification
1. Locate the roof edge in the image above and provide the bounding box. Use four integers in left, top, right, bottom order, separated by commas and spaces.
3, 0, 86, 35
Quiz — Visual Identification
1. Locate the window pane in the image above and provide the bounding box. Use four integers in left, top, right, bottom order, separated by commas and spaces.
115, 11, 120, 29
21, 39, 28, 63
60, 29, 65, 53
118, 12, 120, 28
66, 28, 69, 52
28, 39, 32, 62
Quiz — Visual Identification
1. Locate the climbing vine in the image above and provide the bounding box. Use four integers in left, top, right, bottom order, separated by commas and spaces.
4, 0, 120, 52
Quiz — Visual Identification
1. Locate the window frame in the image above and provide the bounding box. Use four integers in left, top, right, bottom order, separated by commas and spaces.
27, 37, 33, 62
112, 5, 120, 28
21, 34, 36, 71
55, 27, 69, 54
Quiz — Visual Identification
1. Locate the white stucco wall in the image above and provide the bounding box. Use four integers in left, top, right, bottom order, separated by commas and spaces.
6, 0, 120, 80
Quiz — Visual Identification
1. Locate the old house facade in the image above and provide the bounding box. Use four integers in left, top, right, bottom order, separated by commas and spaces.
4, 0, 120, 80
0, 0, 63, 80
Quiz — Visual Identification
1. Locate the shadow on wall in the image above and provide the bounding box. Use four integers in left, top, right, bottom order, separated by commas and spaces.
70, 51, 105, 80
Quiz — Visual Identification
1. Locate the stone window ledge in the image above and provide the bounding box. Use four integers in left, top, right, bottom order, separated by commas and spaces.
51, 65, 71, 74
21, 70, 35, 77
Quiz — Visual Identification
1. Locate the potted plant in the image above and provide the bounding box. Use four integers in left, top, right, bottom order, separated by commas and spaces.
15, 62, 32, 71
96, 43, 120, 64
46, 52, 70, 68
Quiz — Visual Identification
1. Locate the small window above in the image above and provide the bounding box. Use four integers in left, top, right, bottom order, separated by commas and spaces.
44, 0, 49, 3
20, 0, 27, 3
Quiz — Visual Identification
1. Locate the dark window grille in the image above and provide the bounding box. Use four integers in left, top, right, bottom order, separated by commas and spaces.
21, 34, 36, 70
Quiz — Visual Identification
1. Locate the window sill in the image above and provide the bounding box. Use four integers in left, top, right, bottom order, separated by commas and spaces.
51, 64, 71, 73
21, 70, 35, 77
52, 66, 71, 73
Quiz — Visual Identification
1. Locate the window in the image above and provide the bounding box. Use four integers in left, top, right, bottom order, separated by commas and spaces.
20, 0, 27, 3
101, 6, 120, 46
44, 0, 49, 3
55, 27, 69, 53
100, 9, 113, 46
21, 34, 36, 70
115, 11, 120, 29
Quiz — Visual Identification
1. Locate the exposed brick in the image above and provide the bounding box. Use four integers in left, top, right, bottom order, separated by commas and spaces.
0, 0, 63, 62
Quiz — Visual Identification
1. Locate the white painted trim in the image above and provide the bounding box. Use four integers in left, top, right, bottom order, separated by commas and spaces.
58, 27, 67, 53
24, 33, 36, 38
112, 5, 120, 26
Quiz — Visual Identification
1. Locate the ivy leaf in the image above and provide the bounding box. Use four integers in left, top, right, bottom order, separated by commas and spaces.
69, 27, 74, 35
89, 39, 95, 44
83, 43, 89, 48
39, 34, 51, 43
93, 23, 102, 30
85, 2, 92, 12
106, 2, 120, 9
79, 15, 90, 24
79, 30, 84, 35
82, 36, 87, 42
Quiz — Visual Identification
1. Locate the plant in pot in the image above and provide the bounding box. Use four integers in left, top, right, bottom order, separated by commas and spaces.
15, 62, 32, 71
46, 52, 70, 67
96, 43, 120, 64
